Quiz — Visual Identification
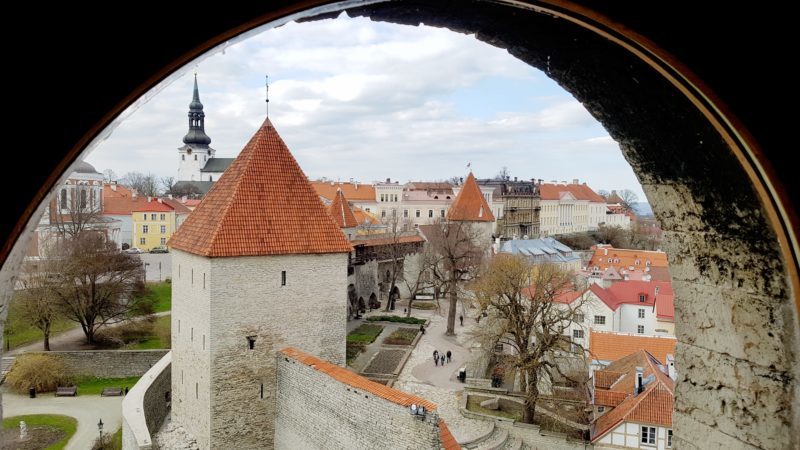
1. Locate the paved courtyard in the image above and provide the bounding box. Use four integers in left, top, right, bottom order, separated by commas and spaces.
2, 386, 123, 450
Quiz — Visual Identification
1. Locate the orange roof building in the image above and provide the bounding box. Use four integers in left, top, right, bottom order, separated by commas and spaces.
311, 180, 376, 203
589, 329, 677, 364
587, 245, 670, 281
591, 350, 674, 446
328, 189, 358, 229
447, 172, 495, 222
168, 118, 354, 449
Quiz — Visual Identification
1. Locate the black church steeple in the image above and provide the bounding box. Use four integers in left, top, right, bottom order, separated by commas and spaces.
183, 74, 212, 146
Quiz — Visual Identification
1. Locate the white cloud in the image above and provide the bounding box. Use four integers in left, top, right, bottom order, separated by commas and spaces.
86, 14, 645, 200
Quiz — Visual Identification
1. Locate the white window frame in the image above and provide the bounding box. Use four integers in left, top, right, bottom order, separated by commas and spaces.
638, 325, 645, 334
641, 426, 656, 445
594, 315, 606, 325
161, 225, 167, 234
142, 225, 149, 234
638, 308, 646, 318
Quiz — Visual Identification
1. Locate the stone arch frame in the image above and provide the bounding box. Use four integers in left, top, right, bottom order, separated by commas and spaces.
0, 2, 796, 448
368, 293, 378, 310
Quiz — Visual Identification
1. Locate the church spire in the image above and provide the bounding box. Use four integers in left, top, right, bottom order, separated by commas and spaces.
183, 74, 212, 146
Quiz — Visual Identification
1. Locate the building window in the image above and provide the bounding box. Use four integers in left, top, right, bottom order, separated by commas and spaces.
573, 329, 584, 339
209, 175, 212, 181
281, 270, 286, 286
142, 225, 149, 234
160, 213, 166, 220
573, 313, 584, 323
381, 210, 386, 218
194, 154, 198, 161
380, 194, 385, 202
191, 328, 193, 341
143, 213, 147, 220
639, 294, 646, 302
646, 260, 652, 266
403, 209, 408, 218
160, 225, 166, 234
60, 189, 67, 209
247, 336, 257, 349
203, 335, 205, 350
182, 154, 185, 161
140, 238, 146, 245
594, 315, 606, 325
440, 209, 445, 217
641, 426, 656, 445
428, 209, 433, 218
638, 308, 646, 318
196, 383, 198, 399
160, 238, 166, 245
80, 190, 87, 208
667, 429, 673, 448
261, 383, 264, 399
607, 258, 612, 263
152, 213, 157, 220
415, 210, 421, 218
365, 208, 370, 213
655, 286, 660, 294
203, 273, 205, 289
638, 325, 645, 334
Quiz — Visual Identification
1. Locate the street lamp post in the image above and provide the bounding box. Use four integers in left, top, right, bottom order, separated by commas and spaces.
97, 418, 104, 449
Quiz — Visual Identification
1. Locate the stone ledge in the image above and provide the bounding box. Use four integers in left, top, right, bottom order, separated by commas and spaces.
122, 351, 172, 450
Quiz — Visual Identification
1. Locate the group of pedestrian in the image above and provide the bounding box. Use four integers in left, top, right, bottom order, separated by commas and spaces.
433, 349, 452, 366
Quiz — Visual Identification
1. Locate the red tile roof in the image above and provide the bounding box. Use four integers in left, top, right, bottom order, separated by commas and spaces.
522, 285, 586, 304
439, 420, 460, 450
311, 181, 376, 202
447, 173, 494, 222
161, 198, 192, 214
589, 330, 677, 363
131, 198, 175, 213
280, 347, 437, 411
592, 350, 674, 441
328, 189, 358, 228
587, 246, 669, 274
351, 234, 425, 247
103, 183, 134, 198
588, 281, 674, 318
169, 119, 353, 257
539, 183, 605, 202
352, 206, 378, 225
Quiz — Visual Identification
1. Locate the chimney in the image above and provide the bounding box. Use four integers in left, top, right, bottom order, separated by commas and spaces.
635, 367, 644, 395
460, 177, 464, 184
157, 198, 163, 204
611, 190, 617, 195
538, 179, 543, 185
110, 184, 117, 192
349, 177, 354, 184
573, 178, 579, 184
354, 181, 358, 190
181, 195, 187, 202
168, 194, 173, 200
386, 178, 391, 183
132, 190, 138, 199
147, 196, 152, 202
604, 248, 608, 256
514, 176, 518, 182
666, 355, 676, 380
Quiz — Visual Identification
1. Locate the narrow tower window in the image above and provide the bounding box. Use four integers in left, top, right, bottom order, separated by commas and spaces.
247, 336, 257, 349
281, 271, 286, 286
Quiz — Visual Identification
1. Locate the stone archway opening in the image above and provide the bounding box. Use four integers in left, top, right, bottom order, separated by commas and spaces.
0, 1, 797, 449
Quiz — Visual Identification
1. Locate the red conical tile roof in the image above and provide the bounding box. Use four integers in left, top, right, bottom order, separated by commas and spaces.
447, 172, 495, 222
169, 118, 352, 257
328, 189, 358, 228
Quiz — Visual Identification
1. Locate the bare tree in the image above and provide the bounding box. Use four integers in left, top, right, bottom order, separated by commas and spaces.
121, 172, 159, 197
51, 184, 105, 240
50, 233, 145, 344
170, 183, 203, 199
495, 166, 511, 181
15, 245, 61, 350
594, 224, 632, 248
597, 189, 610, 201
426, 220, 486, 335
377, 212, 415, 312
102, 169, 117, 183
618, 189, 639, 213
159, 176, 176, 196
402, 244, 438, 317
471, 255, 586, 423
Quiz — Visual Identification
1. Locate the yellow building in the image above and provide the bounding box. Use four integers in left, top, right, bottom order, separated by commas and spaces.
132, 198, 175, 251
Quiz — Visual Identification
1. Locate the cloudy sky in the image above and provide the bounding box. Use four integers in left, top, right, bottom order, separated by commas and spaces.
86, 12, 645, 200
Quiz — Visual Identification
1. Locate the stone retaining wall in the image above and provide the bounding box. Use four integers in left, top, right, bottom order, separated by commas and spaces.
122, 351, 172, 450
25, 350, 169, 378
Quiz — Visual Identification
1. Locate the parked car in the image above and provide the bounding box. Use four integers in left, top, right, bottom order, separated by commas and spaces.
124, 247, 143, 254
150, 246, 169, 254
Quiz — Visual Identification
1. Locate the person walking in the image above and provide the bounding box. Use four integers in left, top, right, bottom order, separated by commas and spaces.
459, 314, 464, 326
446, 350, 452, 363
420, 324, 425, 335
433, 349, 439, 365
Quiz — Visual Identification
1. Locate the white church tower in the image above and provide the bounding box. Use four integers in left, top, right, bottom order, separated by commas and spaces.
168, 118, 352, 449
177, 75, 215, 182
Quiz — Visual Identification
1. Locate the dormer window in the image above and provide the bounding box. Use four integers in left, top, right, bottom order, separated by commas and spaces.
639, 294, 646, 302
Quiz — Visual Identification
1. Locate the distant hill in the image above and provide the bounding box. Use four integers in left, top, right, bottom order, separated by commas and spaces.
632, 202, 654, 217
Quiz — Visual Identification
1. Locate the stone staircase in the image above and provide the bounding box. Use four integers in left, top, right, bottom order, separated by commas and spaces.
1, 357, 15, 384
461, 422, 517, 450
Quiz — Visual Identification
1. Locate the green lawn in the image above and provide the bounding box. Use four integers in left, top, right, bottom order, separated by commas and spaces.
2, 414, 78, 450
366, 315, 426, 325
128, 315, 171, 349
346, 324, 383, 344
74, 376, 141, 395
139, 281, 171, 313
4, 297, 77, 350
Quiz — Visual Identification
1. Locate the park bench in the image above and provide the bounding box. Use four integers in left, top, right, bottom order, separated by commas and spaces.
101, 387, 124, 397
55, 386, 77, 397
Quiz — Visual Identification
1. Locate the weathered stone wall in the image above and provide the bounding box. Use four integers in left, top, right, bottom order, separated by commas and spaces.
23, 350, 169, 378
170, 249, 212, 449
122, 351, 171, 450
207, 253, 348, 449
274, 352, 442, 449
350, 258, 379, 303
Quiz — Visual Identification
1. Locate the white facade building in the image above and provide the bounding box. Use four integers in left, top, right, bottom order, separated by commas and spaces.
539, 180, 608, 235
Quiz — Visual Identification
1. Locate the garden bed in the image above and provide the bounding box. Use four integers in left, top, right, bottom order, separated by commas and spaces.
382, 327, 419, 346
366, 315, 426, 325
1, 414, 77, 450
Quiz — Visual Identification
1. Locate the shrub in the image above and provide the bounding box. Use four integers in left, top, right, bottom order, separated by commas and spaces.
5, 354, 72, 394
366, 315, 426, 325
383, 327, 419, 345
95, 318, 155, 348
346, 324, 383, 344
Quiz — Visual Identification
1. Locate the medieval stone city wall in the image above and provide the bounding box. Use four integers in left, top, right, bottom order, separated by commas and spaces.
27, 349, 169, 378
122, 352, 171, 450
274, 352, 443, 450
